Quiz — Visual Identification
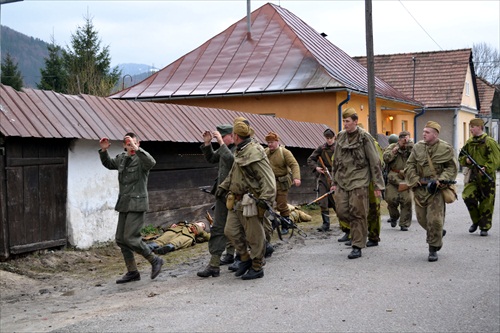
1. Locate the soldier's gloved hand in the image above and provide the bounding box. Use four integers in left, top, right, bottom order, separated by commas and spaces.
256, 199, 270, 210
215, 188, 228, 199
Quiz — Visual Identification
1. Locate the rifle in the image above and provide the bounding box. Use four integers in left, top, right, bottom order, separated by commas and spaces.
306, 188, 335, 206
199, 186, 216, 210
398, 179, 457, 193
205, 211, 214, 227
318, 156, 334, 184
459, 149, 494, 182
247, 193, 307, 241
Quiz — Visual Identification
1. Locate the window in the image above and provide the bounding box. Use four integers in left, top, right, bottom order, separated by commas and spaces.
465, 81, 470, 96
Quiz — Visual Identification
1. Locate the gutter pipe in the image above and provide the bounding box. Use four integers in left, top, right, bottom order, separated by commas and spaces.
337, 91, 351, 133
414, 107, 426, 141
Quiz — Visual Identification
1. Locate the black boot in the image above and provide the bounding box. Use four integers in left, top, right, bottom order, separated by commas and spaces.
337, 233, 349, 242
147, 242, 159, 251
197, 265, 220, 278
154, 243, 175, 255
220, 254, 234, 265
241, 268, 264, 280
151, 256, 163, 279
116, 271, 141, 284
265, 243, 274, 258
348, 247, 362, 259
317, 212, 330, 232
469, 224, 478, 233
366, 240, 379, 247
234, 259, 252, 277
228, 255, 241, 271
428, 246, 438, 262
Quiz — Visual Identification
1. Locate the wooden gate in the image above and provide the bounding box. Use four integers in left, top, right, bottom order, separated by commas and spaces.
0, 138, 68, 259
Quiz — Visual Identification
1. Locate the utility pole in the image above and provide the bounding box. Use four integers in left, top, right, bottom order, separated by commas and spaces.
365, 0, 377, 138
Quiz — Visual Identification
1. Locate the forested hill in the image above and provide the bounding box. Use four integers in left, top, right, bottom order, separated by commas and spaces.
1, 25, 49, 88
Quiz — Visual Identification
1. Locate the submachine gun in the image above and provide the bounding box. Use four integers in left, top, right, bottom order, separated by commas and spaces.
247, 193, 307, 241
398, 179, 457, 194
459, 149, 494, 182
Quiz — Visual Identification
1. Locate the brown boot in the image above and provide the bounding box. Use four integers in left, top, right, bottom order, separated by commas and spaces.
116, 271, 140, 284
197, 265, 220, 278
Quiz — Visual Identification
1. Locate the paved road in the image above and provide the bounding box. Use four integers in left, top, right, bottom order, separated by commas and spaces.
3, 173, 500, 332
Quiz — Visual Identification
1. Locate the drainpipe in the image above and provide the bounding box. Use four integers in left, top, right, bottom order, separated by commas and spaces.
453, 108, 459, 152
414, 107, 426, 141
337, 91, 351, 133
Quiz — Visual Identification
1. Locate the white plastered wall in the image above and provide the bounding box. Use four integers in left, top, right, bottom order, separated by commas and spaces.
67, 139, 122, 249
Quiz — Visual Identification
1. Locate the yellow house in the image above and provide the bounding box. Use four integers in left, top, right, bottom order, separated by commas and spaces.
110, 2, 421, 140
355, 49, 482, 151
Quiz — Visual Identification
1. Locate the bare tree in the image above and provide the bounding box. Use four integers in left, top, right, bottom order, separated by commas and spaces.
472, 43, 500, 85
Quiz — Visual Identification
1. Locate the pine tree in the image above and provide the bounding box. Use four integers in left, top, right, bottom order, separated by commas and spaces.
62, 15, 121, 96
38, 37, 68, 92
1, 52, 24, 91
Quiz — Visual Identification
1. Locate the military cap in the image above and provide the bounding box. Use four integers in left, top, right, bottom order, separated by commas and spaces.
216, 124, 233, 137
342, 107, 357, 119
233, 117, 254, 137
425, 121, 441, 133
233, 116, 249, 126
469, 118, 484, 127
399, 130, 411, 138
323, 128, 335, 138
388, 134, 399, 144
265, 131, 280, 142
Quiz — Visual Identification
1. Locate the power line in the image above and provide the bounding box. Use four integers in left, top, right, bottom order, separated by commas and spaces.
398, 0, 443, 51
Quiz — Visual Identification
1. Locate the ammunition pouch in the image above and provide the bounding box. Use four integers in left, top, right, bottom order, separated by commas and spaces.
241, 194, 258, 217
277, 174, 292, 191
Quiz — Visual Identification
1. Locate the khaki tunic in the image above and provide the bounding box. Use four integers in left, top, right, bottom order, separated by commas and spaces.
265, 146, 301, 218
404, 139, 457, 249
154, 223, 210, 249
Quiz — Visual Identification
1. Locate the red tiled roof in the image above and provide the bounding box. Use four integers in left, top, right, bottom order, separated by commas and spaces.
354, 49, 474, 108
476, 76, 497, 116
0, 84, 328, 149
110, 3, 417, 105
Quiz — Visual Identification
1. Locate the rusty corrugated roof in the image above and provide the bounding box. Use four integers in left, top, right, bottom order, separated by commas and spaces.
475, 76, 496, 116
0, 84, 328, 149
354, 49, 475, 108
109, 2, 416, 105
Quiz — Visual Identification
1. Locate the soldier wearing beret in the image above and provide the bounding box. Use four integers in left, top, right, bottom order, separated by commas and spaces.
197, 124, 236, 278
459, 118, 500, 237
332, 108, 385, 259
218, 117, 276, 280
404, 121, 458, 262
264, 131, 301, 235
307, 128, 337, 233
383, 130, 414, 231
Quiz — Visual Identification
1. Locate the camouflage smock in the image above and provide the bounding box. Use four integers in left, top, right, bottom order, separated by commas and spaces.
219, 139, 276, 203
332, 127, 385, 191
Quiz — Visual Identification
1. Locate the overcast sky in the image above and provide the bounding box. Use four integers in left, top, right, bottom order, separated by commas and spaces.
2, 0, 499, 71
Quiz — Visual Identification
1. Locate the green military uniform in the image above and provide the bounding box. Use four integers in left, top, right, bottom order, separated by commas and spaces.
99, 146, 159, 273
333, 127, 385, 250
220, 138, 276, 272
459, 132, 500, 233
405, 138, 457, 257
383, 141, 414, 228
201, 140, 236, 267
307, 141, 336, 230
153, 222, 210, 249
